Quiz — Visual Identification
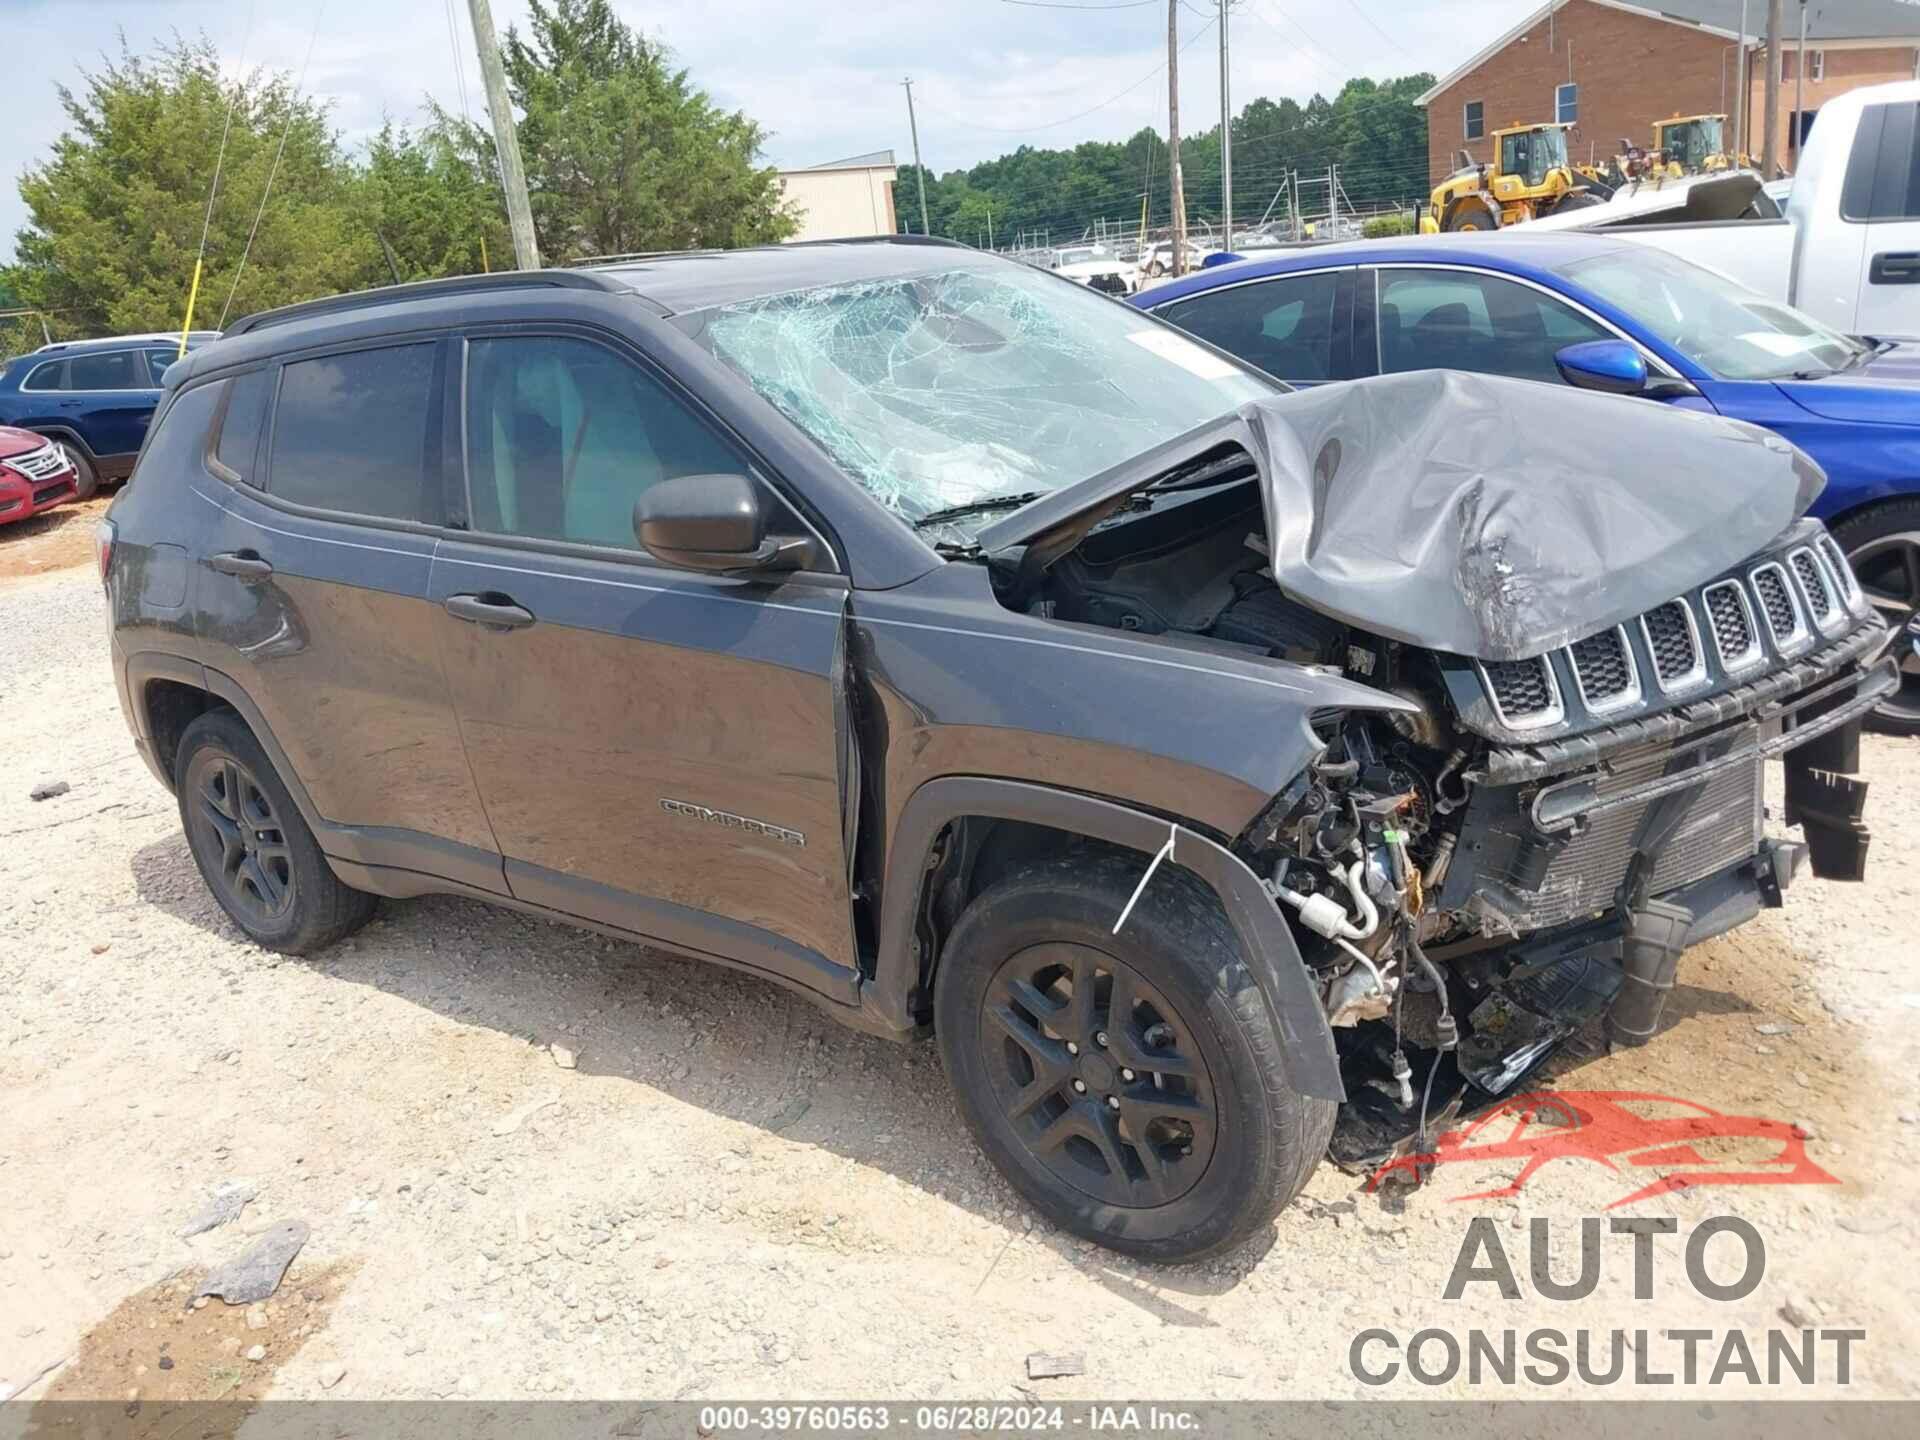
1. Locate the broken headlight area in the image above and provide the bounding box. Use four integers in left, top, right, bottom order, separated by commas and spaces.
1235, 603, 1894, 1176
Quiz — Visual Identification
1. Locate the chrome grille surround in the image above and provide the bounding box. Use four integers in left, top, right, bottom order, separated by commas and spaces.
5, 444, 69, 482
1816, 533, 1859, 606
1639, 599, 1708, 694
1701, 579, 1764, 673
1476, 655, 1564, 730
1568, 625, 1640, 714
1750, 561, 1810, 652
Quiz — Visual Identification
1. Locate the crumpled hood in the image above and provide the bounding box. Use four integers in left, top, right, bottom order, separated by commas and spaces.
1236, 369, 1825, 662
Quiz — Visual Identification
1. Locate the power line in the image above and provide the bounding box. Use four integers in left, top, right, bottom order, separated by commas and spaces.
998, 0, 1160, 9
917, 13, 1216, 136
1338, 0, 1422, 66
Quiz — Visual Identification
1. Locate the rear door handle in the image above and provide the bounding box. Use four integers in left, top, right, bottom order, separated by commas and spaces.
209, 550, 273, 580
445, 593, 536, 630
1869, 251, 1920, 284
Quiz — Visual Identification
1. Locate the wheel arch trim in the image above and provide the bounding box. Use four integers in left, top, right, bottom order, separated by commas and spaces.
869, 776, 1344, 1102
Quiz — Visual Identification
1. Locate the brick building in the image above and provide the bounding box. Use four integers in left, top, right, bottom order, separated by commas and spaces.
1416, 0, 1920, 184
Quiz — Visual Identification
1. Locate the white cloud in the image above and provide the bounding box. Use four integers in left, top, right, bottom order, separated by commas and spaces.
0, 0, 1537, 265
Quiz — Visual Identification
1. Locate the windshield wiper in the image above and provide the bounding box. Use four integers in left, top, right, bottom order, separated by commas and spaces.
911, 492, 1044, 529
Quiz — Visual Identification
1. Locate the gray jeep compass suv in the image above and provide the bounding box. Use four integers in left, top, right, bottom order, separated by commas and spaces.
103, 240, 1897, 1260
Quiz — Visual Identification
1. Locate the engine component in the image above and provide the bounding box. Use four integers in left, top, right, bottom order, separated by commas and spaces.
1607, 899, 1691, 1046
1207, 575, 1347, 662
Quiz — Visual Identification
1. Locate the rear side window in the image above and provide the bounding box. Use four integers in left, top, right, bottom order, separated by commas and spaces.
1159, 272, 1341, 382
68, 350, 143, 390
267, 344, 438, 521
212, 369, 274, 486
1842, 101, 1920, 220
24, 360, 66, 391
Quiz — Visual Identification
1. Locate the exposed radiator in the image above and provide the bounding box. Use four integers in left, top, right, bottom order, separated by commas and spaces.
1440, 736, 1763, 933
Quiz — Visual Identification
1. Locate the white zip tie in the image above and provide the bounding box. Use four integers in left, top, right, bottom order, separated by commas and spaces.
1113, 824, 1177, 935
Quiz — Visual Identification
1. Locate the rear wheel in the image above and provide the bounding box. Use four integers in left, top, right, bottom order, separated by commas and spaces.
934, 853, 1335, 1261
175, 709, 377, 952
54, 440, 98, 500
1831, 500, 1920, 736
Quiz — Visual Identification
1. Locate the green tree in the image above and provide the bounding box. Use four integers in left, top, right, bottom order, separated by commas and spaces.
357, 122, 510, 281
485, 0, 796, 260
5, 37, 375, 337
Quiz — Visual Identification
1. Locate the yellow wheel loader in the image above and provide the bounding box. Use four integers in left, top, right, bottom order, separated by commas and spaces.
1649, 114, 1749, 176
1418, 122, 1601, 233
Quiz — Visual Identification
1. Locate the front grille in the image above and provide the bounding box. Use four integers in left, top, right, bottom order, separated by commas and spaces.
1752, 565, 1800, 645
1642, 601, 1701, 688
7, 445, 68, 481
1570, 627, 1634, 708
1791, 548, 1834, 623
1703, 582, 1752, 659
1817, 534, 1858, 602
1483, 656, 1556, 723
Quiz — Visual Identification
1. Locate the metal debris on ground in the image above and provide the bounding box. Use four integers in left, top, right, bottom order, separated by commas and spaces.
178, 1181, 258, 1238
28, 779, 69, 801
191, 1220, 310, 1306
1025, 1352, 1086, 1380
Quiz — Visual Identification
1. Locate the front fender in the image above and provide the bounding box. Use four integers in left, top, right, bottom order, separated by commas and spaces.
867, 776, 1344, 1103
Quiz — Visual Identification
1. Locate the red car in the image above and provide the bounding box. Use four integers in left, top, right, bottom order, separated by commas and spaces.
0, 424, 79, 526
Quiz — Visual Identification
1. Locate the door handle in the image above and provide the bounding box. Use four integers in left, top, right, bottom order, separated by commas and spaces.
1869, 251, 1920, 285
445, 593, 536, 630
209, 550, 273, 580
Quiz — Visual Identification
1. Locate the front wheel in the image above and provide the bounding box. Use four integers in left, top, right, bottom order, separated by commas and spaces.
54, 440, 99, 500
934, 853, 1335, 1262
1830, 500, 1920, 736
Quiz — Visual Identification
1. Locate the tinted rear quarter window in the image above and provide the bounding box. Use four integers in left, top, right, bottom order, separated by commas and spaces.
1161, 271, 1341, 382
267, 344, 438, 521
1842, 101, 1920, 220
24, 360, 67, 392
213, 369, 275, 486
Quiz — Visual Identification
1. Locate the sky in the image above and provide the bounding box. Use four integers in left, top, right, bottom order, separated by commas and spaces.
0, 0, 1546, 261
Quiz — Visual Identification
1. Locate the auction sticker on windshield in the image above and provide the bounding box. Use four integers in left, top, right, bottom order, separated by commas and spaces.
1125, 328, 1242, 379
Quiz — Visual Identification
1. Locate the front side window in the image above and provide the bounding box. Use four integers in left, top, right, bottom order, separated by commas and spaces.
1376, 268, 1611, 384
267, 344, 437, 521
1501, 127, 1568, 186
1555, 83, 1578, 124
67, 350, 143, 390
144, 350, 180, 386
1160, 272, 1341, 382
1464, 101, 1484, 140
689, 262, 1273, 523
1555, 246, 1866, 380
464, 335, 749, 551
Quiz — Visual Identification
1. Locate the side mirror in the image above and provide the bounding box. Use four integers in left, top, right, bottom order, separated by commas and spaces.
633, 473, 781, 572
1555, 339, 1649, 395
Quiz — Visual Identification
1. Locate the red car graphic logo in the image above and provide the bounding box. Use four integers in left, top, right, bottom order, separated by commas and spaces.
1368, 1090, 1840, 1207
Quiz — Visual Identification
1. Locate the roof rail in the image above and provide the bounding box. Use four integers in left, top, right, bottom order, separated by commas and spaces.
223, 270, 633, 337
33, 330, 220, 353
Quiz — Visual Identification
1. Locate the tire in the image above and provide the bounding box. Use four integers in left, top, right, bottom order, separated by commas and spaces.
1830, 499, 1920, 737
174, 709, 377, 952
1446, 204, 1497, 232
934, 852, 1336, 1262
53, 440, 99, 501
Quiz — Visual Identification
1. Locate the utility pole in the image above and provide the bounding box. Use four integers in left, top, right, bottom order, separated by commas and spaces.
1167, 0, 1188, 278
1762, 0, 1783, 177
467, 0, 540, 270
1793, 0, 1808, 168
903, 78, 931, 237
1218, 0, 1232, 253
1734, 0, 1749, 162
986, 207, 994, 251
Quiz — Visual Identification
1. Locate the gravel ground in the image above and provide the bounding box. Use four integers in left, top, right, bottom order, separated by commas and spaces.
3, 559, 1918, 1405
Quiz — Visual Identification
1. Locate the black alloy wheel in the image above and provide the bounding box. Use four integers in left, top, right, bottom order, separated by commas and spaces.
1833, 500, 1920, 736
982, 941, 1217, 1209
186, 749, 297, 925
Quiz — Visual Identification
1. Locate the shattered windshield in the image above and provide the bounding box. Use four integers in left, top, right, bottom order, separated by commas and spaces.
1556, 246, 1867, 381
689, 264, 1273, 524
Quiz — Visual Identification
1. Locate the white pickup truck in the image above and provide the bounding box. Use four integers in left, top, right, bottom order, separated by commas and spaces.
1563, 80, 1920, 340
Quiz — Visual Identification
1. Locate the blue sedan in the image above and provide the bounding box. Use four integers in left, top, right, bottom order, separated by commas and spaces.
1134, 232, 1920, 732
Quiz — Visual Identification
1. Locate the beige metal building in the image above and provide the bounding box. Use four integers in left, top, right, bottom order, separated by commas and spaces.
777, 151, 900, 241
